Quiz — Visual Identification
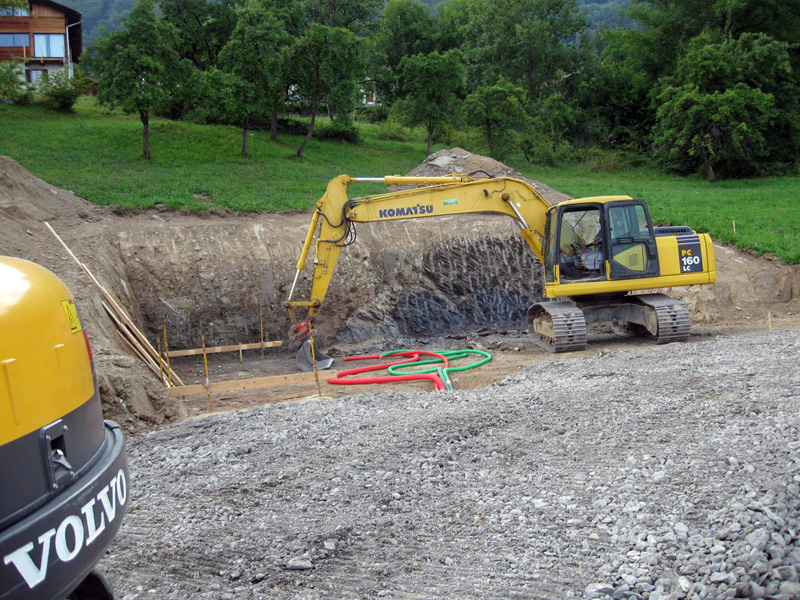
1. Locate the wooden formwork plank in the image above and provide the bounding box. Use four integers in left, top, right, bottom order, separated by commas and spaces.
168, 340, 282, 358
46, 222, 185, 387
168, 370, 338, 397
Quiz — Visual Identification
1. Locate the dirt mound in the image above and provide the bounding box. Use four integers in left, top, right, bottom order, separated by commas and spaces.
1, 152, 798, 432
405, 147, 572, 205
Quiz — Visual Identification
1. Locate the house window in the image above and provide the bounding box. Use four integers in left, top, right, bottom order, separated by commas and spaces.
0, 33, 29, 47
34, 33, 65, 58
26, 69, 46, 84
0, 7, 30, 16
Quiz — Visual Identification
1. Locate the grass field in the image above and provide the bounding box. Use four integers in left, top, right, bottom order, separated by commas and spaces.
1, 98, 798, 263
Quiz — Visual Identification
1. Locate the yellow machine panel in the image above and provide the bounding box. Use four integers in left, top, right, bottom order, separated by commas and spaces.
0, 257, 95, 446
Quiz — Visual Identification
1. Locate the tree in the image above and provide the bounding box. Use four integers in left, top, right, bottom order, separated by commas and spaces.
624, 0, 800, 80
576, 27, 655, 149
464, 77, 530, 160
0, 0, 28, 10
461, 0, 587, 96
652, 32, 794, 180
434, 0, 477, 52
303, 0, 381, 32
292, 23, 363, 158
398, 50, 464, 156
188, 67, 255, 152
218, 0, 294, 149
372, 0, 437, 102
160, 0, 240, 71
87, 0, 183, 159
0, 59, 27, 103
654, 83, 777, 181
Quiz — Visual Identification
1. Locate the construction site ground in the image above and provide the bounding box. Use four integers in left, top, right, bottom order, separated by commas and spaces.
1, 150, 799, 599
167, 318, 794, 421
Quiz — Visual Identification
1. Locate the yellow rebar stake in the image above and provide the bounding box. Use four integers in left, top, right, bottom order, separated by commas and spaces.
157, 337, 165, 386
308, 327, 323, 397
202, 334, 212, 411
162, 313, 173, 387
260, 308, 265, 357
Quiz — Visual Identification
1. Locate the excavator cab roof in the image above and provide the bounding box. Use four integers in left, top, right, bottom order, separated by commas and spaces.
556, 195, 634, 207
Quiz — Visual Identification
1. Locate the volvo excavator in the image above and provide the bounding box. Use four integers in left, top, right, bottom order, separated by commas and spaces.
286, 174, 716, 368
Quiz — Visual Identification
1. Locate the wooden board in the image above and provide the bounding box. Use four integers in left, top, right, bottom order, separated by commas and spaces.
45, 222, 185, 387
168, 370, 338, 397
168, 341, 282, 358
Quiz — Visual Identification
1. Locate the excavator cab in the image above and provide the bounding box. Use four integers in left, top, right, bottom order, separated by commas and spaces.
544, 199, 660, 285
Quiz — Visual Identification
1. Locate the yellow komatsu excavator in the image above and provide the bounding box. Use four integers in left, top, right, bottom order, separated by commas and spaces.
286, 174, 716, 365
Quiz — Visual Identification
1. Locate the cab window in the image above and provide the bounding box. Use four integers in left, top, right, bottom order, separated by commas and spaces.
557, 206, 605, 281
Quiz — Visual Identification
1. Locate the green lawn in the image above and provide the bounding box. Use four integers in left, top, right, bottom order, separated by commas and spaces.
0, 98, 430, 211
1, 98, 798, 263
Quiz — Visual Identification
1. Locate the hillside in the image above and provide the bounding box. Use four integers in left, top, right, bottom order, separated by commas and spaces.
70, 0, 631, 49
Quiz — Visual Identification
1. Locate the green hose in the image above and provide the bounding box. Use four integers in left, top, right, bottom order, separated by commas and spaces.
383, 349, 492, 391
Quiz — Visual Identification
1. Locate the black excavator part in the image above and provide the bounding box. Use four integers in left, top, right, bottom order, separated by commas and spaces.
528, 301, 588, 352
528, 293, 691, 352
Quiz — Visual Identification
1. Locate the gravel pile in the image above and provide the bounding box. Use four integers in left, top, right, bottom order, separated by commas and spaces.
101, 330, 800, 600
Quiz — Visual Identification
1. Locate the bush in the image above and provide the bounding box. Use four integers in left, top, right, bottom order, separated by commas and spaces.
37, 70, 93, 111
0, 60, 30, 104
375, 120, 407, 141
313, 121, 361, 143
274, 117, 307, 136
355, 105, 389, 123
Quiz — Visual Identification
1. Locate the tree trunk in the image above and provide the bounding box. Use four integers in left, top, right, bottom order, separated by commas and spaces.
140, 109, 151, 160
296, 98, 319, 159
270, 109, 278, 143
427, 123, 434, 157
242, 114, 250, 158
701, 147, 716, 182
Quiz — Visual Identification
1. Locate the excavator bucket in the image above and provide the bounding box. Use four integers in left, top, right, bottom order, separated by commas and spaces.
296, 339, 334, 372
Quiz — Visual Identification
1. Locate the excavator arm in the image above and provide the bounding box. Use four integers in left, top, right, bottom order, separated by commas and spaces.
285, 174, 552, 333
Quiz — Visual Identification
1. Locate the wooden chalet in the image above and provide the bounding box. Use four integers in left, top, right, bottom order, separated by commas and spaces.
0, 0, 81, 83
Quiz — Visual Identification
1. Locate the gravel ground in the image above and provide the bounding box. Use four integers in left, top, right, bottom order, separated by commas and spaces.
101, 330, 800, 600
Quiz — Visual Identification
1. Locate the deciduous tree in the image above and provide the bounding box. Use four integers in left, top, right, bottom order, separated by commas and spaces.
160, 0, 240, 71
464, 77, 530, 160
87, 0, 183, 159
373, 0, 437, 102
292, 23, 363, 158
652, 32, 793, 180
462, 0, 586, 96
218, 0, 294, 149
398, 50, 464, 156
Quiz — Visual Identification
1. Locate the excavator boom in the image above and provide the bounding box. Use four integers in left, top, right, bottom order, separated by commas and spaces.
287, 174, 551, 327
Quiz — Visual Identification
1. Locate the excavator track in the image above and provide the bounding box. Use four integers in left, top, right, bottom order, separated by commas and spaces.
632, 293, 691, 344
528, 301, 587, 353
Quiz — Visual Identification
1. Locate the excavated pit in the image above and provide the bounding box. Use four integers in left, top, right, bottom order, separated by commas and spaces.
116, 214, 544, 351
2, 149, 799, 433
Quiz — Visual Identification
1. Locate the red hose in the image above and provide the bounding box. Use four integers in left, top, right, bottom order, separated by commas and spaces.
328, 350, 451, 391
